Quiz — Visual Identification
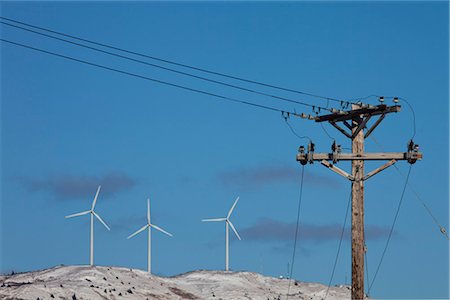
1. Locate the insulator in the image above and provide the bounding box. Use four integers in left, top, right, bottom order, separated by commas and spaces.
408, 139, 415, 151
331, 141, 337, 152
393, 97, 399, 103
379, 96, 385, 103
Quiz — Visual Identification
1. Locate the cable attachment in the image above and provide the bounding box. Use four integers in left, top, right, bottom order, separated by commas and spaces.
439, 226, 449, 240
406, 139, 420, 164
298, 145, 307, 165
282, 111, 290, 121
331, 140, 342, 164
307, 141, 315, 164
297, 142, 315, 165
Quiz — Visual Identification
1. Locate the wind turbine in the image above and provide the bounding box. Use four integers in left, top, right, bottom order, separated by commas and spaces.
65, 185, 110, 266
127, 198, 173, 274
202, 196, 241, 271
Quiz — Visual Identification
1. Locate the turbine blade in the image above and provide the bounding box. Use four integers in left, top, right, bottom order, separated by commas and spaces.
201, 218, 226, 222
91, 185, 101, 210
93, 211, 110, 231
147, 198, 151, 224
65, 210, 90, 218
150, 224, 173, 237
127, 224, 148, 239
228, 221, 241, 240
227, 196, 240, 218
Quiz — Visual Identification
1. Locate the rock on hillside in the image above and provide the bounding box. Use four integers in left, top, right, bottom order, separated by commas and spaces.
0, 265, 351, 300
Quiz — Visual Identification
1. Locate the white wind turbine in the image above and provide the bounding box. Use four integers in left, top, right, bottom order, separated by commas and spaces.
65, 185, 110, 266
127, 198, 173, 274
202, 196, 241, 271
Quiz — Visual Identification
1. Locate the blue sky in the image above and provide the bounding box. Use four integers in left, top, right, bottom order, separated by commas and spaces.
1, 1, 448, 299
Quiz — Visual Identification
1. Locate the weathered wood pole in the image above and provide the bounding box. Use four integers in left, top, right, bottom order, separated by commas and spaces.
351, 105, 365, 300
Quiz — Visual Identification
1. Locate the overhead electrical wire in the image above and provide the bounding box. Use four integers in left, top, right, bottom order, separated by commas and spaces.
369, 135, 449, 241
364, 243, 370, 297
283, 117, 312, 142
324, 190, 352, 300
286, 165, 305, 300
0, 16, 364, 107
368, 164, 413, 293
363, 94, 416, 140
0, 21, 335, 113
396, 97, 416, 140
1, 38, 307, 117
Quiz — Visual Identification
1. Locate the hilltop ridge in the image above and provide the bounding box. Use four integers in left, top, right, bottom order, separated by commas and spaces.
0, 265, 352, 300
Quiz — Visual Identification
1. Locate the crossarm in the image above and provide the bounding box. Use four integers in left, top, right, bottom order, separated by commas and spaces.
296, 152, 422, 162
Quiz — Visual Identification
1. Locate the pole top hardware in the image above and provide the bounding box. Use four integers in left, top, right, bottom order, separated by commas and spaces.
406, 140, 420, 164
298, 142, 315, 165
331, 141, 342, 164
315, 104, 400, 123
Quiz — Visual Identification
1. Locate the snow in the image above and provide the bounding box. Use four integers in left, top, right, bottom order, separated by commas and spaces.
0, 265, 352, 299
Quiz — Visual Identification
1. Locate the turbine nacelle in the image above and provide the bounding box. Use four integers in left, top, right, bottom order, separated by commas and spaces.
202, 196, 241, 240
128, 198, 173, 239
65, 186, 110, 231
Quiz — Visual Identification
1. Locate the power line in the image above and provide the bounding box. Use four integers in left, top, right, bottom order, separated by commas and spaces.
0, 21, 336, 113
286, 165, 305, 300
369, 135, 448, 240
284, 117, 312, 142
325, 189, 352, 300
368, 164, 412, 293
354, 94, 416, 140
1, 38, 306, 117
320, 121, 335, 141
397, 97, 416, 140
0, 16, 362, 106
364, 243, 370, 297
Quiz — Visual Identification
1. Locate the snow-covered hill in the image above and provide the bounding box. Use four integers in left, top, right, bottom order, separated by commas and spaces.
0, 265, 351, 300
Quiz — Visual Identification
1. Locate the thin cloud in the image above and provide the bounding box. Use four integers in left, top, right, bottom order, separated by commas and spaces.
20, 172, 136, 200
217, 165, 341, 189
240, 218, 393, 243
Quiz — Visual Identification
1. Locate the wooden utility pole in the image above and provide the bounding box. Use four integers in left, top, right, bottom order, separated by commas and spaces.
351, 104, 365, 300
296, 101, 422, 300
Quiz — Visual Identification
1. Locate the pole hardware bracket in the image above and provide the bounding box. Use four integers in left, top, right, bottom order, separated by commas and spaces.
297, 141, 316, 165
298, 145, 307, 165
406, 140, 420, 164
331, 140, 342, 164
307, 142, 315, 164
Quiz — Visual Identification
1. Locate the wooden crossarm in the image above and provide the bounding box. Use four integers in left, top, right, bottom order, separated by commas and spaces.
316, 105, 401, 123
297, 152, 423, 162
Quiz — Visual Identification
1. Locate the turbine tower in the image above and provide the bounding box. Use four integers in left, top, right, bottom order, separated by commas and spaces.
202, 196, 241, 271
127, 198, 173, 274
65, 185, 110, 266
